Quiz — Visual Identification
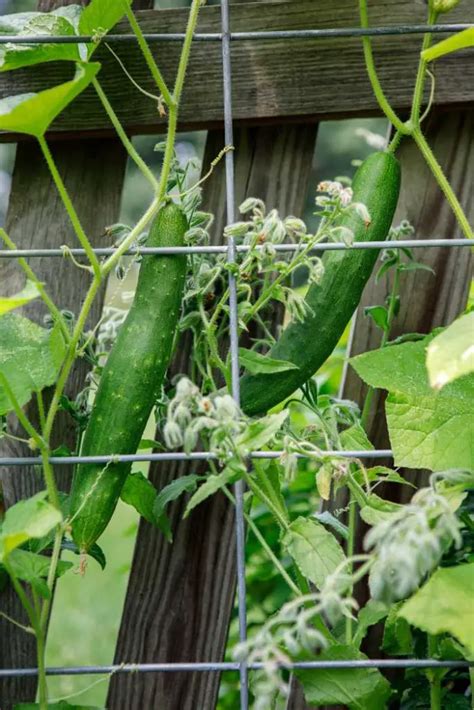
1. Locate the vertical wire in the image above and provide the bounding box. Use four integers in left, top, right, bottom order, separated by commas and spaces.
220, 0, 249, 707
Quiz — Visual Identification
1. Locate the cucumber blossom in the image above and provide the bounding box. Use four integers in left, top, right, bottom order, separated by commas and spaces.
70, 203, 188, 552
240, 151, 401, 416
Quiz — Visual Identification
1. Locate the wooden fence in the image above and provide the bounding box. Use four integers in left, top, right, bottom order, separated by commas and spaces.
0, 0, 473, 708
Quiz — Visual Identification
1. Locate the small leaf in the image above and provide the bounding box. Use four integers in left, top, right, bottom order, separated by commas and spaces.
238, 347, 299, 375
295, 644, 391, 709
121, 471, 156, 524
183, 467, 239, 519
314, 511, 349, 540
364, 305, 388, 332
382, 602, 413, 656
236, 410, 288, 452
316, 462, 332, 500
0, 492, 61, 561
61, 539, 106, 570
0, 281, 40, 316
282, 517, 346, 588
0, 62, 100, 137
0, 314, 65, 416
422, 27, 474, 63
427, 312, 474, 389
340, 422, 374, 452
80, 0, 132, 57
6, 548, 72, 598
153, 474, 200, 541
353, 600, 388, 648
399, 563, 474, 657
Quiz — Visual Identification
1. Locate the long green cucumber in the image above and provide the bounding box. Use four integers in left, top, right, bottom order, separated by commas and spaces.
70, 203, 188, 551
240, 151, 401, 416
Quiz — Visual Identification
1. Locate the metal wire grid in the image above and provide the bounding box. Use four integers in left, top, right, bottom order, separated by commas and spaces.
0, 4, 473, 706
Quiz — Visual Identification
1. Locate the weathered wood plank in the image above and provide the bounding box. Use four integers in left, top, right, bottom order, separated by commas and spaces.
1, 0, 473, 139
0, 3, 150, 706
108, 122, 318, 709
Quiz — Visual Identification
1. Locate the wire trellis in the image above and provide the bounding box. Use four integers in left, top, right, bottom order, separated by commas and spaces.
0, 4, 473, 707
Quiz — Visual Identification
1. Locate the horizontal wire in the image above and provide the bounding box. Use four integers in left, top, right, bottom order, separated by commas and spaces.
0, 24, 470, 45
0, 659, 471, 677
0, 449, 392, 467
0, 238, 470, 259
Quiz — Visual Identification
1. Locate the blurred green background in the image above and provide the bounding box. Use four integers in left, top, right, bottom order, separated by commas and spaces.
0, 0, 387, 706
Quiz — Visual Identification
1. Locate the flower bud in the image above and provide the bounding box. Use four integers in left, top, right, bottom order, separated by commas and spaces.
224, 221, 250, 238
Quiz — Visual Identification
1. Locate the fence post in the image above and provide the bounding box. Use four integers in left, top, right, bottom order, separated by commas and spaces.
108, 122, 318, 709
0, 2, 152, 707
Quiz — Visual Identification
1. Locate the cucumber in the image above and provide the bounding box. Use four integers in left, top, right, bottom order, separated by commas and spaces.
70, 203, 188, 552
240, 151, 401, 416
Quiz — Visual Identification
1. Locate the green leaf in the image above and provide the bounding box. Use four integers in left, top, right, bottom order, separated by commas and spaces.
121, 471, 177, 541
340, 422, 374, 452
295, 644, 391, 709
382, 602, 413, 656
236, 410, 288, 452
238, 347, 299, 375
282, 517, 345, 588
364, 305, 388, 332
0, 281, 40, 316
399, 563, 474, 657
422, 27, 474, 63
0, 12, 80, 71
351, 336, 474, 471
353, 600, 388, 648
15, 703, 102, 709
0, 492, 62, 561
0, 314, 65, 415
80, 0, 132, 57
253, 459, 288, 526
153, 474, 200, 520
426, 313, 474, 389
5, 548, 72, 598
0, 62, 100, 137
314, 510, 349, 540
183, 466, 240, 519
360, 494, 402, 527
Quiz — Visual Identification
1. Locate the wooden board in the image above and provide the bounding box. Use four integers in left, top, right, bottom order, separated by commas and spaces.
1, 0, 473, 139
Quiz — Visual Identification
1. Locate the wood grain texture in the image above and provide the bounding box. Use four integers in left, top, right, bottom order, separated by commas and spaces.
1, 0, 473, 140
0, 4, 147, 707
107, 122, 318, 709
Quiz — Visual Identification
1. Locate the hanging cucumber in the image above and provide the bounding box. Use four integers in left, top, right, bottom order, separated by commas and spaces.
70, 203, 188, 552
240, 151, 401, 416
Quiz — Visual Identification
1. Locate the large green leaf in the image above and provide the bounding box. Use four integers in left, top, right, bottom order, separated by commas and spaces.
282, 517, 345, 588
0, 11, 80, 71
0, 280, 39, 316
0, 314, 66, 416
80, 0, 132, 57
399, 563, 474, 658
2, 548, 72, 598
426, 313, 474, 389
0, 62, 100, 137
295, 644, 391, 709
0, 492, 62, 561
351, 336, 474, 471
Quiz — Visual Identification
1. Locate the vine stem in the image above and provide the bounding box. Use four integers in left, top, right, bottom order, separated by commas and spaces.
345, 492, 356, 644
358, 0, 408, 134
410, 8, 438, 126
0, 372, 44, 451
37, 136, 102, 280
92, 77, 160, 193
428, 635, 442, 710
413, 128, 473, 239
222, 485, 300, 595
122, 1, 173, 107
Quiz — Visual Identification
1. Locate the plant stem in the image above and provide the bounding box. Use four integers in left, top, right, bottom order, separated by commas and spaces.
428, 635, 442, 710
173, 0, 202, 105
38, 136, 102, 280
345, 492, 356, 644
0, 229, 70, 342
37, 391, 46, 432
222, 485, 300, 594
122, 2, 173, 107
410, 8, 438, 126
40, 526, 63, 630
413, 128, 473, 239
41, 450, 60, 512
358, 0, 408, 134
93, 78, 160, 193
36, 625, 48, 710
